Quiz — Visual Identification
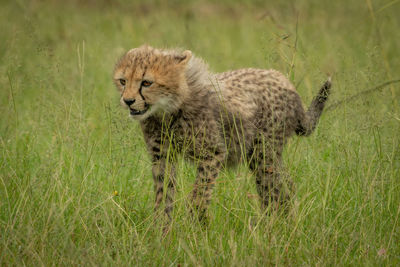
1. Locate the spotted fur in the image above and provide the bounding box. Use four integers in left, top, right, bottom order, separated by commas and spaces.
113, 45, 331, 220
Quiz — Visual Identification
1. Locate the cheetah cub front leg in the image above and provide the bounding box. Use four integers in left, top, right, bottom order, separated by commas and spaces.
151, 156, 176, 220
190, 150, 226, 222
147, 133, 177, 222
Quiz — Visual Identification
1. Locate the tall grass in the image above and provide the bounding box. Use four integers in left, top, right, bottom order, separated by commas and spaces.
1, 0, 399, 265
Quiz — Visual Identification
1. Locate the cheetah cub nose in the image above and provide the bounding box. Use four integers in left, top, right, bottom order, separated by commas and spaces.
123, 99, 135, 107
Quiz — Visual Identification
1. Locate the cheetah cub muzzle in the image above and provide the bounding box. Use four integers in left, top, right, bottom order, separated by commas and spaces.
113, 45, 331, 222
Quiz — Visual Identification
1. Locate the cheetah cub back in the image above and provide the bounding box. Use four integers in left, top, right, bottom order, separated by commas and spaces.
113, 45, 331, 221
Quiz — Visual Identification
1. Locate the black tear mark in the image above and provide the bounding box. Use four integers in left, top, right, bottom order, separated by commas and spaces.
139, 67, 147, 101
139, 86, 146, 101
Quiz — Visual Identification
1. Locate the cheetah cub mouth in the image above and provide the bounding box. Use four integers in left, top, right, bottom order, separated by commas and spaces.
129, 104, 149, 116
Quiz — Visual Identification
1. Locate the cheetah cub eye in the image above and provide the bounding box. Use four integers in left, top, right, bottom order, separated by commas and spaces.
119, 79, 126, 86
141, 80, 153, 87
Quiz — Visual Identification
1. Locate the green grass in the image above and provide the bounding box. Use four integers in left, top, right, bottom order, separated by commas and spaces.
1, 0, 400, 265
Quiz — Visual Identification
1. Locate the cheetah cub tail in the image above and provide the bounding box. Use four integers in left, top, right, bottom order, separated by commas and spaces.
295, 77, 332, 136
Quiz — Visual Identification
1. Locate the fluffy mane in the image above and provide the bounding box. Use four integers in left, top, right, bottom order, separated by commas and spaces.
184, 53, 219, 97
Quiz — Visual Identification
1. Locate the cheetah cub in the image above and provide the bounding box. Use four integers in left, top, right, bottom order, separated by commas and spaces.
113, 45, 331, 221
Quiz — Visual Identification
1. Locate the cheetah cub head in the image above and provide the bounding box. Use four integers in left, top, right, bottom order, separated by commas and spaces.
113, 45, 192, 121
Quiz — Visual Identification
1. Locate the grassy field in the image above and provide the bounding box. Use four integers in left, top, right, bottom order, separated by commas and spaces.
1, 0, 400, 265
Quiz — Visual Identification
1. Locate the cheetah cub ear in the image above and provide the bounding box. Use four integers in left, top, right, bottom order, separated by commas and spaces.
174, 50, 192, 65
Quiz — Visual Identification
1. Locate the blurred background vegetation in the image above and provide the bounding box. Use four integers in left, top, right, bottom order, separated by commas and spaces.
1, 0, 399, 265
